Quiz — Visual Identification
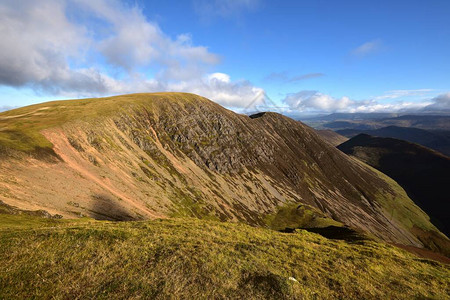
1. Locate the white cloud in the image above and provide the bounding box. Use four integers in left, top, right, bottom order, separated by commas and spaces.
284, 91, 353, 112
0, 0, 87, 87
351, 39, 383, 57
208, 73, 231, 83
0, 0, 263, 108
424, 92, 450, 110
374, 89, 434, 100
183, 73, 265, 108
283, 90, 438, 114
347, 101, 431, 113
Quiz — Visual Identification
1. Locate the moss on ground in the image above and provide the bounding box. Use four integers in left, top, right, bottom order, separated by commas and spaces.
168, 187, 219, 221
265, 202, 343, 231
0, 214, 448, 299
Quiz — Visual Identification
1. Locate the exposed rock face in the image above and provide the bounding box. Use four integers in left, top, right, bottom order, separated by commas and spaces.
0, 93, 446, 250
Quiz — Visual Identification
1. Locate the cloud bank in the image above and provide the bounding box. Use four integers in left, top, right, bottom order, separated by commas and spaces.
424, 93, 450, 111
374, 89, 434, 100
283, 90, 449, 114
0, 0, 263, 108
284, 91, 352, 111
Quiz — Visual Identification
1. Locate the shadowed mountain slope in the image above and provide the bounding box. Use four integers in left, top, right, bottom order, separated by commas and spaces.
0, 93, 447, 252
338, 134, 450, 240
337, 126, 450, 156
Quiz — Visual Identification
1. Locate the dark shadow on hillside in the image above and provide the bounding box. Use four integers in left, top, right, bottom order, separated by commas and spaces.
338, 134, 450, 237
32, 146, 63, 162
281, 225, 368, 243
303, 226, 368, 242
89, 193, 136, 221
249, 112, 266, 119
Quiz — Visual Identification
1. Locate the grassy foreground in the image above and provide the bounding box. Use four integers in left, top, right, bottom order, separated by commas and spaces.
0, 215, 449, 299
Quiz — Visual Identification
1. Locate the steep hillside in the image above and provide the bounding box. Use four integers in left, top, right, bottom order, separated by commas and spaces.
337, 126, 450, 156
338, 134, 450, 240
1, 213, 449, 299
316, 130, 349, 146
0, 93, 446, 251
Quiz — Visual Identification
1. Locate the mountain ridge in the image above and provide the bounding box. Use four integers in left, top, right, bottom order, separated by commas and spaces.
336, 126, 450, 156
0, 93, 447, 252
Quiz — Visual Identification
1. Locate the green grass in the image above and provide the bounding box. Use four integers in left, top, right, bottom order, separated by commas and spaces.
0, 93, 202, 153
0, 214, 448, 299
168, 187, 220, 221
265, 202, 343, 231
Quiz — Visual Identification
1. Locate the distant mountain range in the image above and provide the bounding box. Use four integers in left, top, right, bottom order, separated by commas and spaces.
338, 134, 450, 241
303, 114, 450, 131
336, 126, 450, 157
307, 112, 401, 121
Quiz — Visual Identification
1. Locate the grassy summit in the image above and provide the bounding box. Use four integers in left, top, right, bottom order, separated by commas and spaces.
0, 93, 203, 152
0, 212, 449, 299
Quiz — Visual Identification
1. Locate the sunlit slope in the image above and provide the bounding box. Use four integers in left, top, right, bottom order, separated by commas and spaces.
0, 93, 446, 251
0, 214, 448, 299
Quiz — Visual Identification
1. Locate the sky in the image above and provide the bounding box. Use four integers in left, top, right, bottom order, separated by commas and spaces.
0, 0, 449, 115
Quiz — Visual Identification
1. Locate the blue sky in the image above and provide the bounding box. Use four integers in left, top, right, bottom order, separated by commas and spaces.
0, 0, 449, 114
